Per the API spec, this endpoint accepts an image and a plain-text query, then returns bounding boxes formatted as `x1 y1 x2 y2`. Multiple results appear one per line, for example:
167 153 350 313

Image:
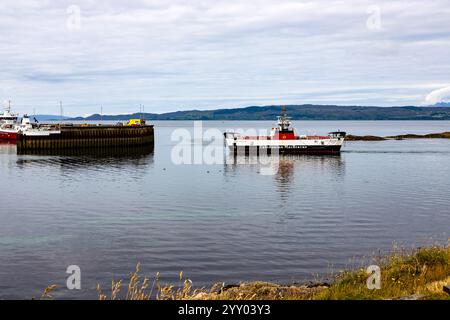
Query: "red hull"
0 131 17 140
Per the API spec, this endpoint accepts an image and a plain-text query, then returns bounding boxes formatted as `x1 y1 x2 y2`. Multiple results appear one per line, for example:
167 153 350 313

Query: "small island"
346 131 450 141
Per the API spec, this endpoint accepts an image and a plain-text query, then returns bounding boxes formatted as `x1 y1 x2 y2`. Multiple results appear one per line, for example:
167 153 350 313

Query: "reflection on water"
276 158 295 191
16 145 154 157
224 154 344 201
225 154 344 178
0 141 16 155
13 145 154 169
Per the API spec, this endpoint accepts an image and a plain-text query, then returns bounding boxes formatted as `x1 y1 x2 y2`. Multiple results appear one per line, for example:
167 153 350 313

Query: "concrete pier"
17 125 154 152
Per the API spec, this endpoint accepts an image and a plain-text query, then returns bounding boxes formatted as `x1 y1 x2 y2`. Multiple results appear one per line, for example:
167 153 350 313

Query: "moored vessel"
224 108 346 155
0 103 35 140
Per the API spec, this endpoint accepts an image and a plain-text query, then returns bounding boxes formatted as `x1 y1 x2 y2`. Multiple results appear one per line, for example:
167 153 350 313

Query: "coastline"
43 245 449 301
346 131 450 141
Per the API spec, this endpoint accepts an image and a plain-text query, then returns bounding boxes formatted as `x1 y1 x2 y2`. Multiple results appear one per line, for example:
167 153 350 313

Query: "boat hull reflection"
16 145 154 157
224 153 344 179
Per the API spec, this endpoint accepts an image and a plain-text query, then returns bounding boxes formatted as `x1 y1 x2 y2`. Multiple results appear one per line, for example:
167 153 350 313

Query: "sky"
1 0 450 116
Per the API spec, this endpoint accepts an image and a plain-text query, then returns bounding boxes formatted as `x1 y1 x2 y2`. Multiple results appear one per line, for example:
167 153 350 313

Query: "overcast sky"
1 0 450 115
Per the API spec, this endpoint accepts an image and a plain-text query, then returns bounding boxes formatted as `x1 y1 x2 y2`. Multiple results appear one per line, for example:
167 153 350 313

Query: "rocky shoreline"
81 245 450 301
346 131 450 141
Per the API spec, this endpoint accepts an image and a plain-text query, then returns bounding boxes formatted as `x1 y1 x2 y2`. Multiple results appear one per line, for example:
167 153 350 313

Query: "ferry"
224 108 346 155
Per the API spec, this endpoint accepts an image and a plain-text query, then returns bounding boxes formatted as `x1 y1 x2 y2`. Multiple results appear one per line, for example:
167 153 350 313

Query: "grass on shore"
315 245 450 300
42 245 450 300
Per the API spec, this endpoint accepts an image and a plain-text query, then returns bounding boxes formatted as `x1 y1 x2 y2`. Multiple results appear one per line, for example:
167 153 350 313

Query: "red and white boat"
224 108 346 155
0 104 34 140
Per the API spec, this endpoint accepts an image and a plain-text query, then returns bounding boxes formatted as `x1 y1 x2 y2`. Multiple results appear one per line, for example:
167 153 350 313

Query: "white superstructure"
224 108 346 154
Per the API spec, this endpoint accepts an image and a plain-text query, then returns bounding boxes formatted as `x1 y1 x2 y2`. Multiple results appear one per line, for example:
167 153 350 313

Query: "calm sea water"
1 121 450 299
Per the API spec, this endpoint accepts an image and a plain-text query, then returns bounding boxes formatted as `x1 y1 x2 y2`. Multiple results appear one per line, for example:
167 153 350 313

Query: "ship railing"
224 132 240 139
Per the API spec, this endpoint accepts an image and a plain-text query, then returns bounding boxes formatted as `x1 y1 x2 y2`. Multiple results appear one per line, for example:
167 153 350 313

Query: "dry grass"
96 275 329 301
42 245 450 300
96 264 208 300
188 282 329 300
40 285 59 300
315 245 450 300
425 277 450 295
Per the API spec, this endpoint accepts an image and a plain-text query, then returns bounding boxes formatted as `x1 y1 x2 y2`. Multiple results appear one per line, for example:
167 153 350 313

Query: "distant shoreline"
47 104 450 122
346 131 450 141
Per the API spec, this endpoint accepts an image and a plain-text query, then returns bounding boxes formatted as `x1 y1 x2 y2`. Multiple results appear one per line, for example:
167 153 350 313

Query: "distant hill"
433 102 450 107
68 104 450 121
33 115 71 121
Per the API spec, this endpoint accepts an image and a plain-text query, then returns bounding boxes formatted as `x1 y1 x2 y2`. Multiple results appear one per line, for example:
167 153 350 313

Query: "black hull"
229 145 342 155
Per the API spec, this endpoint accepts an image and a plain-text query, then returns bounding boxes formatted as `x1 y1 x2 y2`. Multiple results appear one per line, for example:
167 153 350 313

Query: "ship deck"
239 135 331 140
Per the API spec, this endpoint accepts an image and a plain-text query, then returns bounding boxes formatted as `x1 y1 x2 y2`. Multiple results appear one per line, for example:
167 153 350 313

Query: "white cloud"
1 0 450 115
425 86 450 105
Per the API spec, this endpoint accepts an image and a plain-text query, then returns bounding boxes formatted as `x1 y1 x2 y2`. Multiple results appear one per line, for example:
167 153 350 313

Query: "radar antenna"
278 106 292 131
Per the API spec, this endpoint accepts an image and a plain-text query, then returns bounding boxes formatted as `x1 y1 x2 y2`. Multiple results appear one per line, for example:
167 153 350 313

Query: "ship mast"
60 101 64 122
278 106 291 131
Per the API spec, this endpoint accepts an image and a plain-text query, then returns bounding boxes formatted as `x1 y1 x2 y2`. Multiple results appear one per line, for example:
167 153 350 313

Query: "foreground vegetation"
315 245 450 300
42 245 450 300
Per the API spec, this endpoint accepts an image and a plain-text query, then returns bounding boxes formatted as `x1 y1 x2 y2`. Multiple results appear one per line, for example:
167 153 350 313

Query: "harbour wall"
17 125 154 152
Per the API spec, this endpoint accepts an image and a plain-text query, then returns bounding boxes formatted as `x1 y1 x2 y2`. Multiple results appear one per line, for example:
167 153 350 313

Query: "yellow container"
127 119 146 126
